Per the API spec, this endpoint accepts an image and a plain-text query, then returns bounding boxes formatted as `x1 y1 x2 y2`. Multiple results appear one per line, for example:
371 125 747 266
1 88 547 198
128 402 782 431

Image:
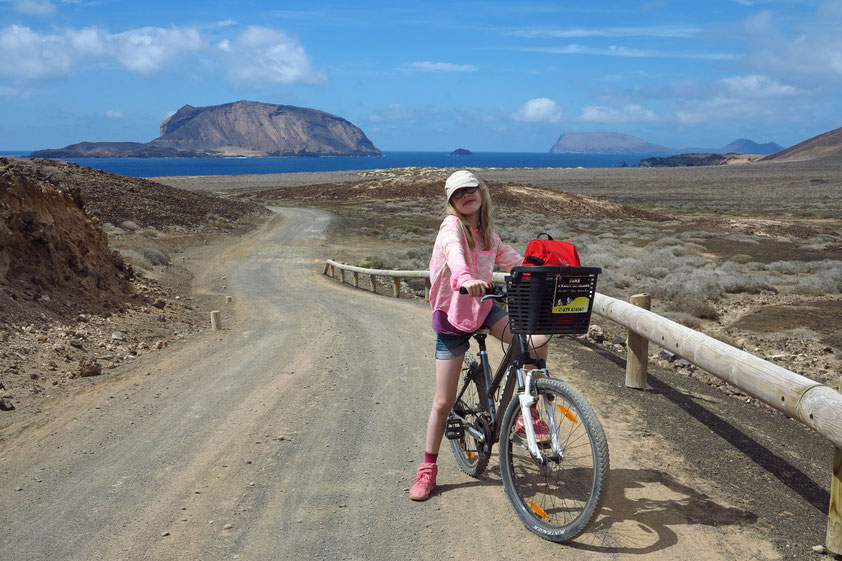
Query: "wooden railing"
324 258 842 551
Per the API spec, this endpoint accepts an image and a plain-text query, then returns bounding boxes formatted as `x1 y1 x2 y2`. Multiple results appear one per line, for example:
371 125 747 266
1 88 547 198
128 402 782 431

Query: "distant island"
639 153 762 167
30 100 382 158
551 132 672 155
549 132 783 156
449 148 473 156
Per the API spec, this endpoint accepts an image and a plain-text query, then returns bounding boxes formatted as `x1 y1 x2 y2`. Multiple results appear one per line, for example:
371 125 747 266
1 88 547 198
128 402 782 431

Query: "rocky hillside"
0 156 267 322
2 157 267 231
30 100 382 158
761 125 842 162
0 159 136 322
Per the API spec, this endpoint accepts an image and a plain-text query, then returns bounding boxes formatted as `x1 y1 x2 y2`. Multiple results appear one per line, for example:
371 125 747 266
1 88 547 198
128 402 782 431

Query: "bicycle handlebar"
459 282 506 302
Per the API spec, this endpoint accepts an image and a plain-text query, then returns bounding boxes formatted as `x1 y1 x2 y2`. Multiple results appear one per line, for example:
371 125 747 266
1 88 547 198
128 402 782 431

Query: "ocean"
0 151 651 178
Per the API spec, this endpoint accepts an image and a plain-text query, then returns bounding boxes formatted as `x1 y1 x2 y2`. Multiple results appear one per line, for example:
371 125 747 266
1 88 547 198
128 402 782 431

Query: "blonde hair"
446 180 494 250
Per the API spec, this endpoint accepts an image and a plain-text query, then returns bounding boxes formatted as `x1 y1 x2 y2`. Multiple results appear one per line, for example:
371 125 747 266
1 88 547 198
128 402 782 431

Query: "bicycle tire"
499 377 609 542
449 360 490 477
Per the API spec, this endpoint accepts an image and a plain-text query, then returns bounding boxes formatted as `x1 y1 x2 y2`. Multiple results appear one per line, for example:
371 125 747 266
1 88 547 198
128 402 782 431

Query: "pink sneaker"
409 462 437 501
515 405 551 443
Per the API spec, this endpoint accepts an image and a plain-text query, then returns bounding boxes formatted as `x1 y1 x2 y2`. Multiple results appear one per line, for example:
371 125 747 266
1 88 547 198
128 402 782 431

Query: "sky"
1 0 841 152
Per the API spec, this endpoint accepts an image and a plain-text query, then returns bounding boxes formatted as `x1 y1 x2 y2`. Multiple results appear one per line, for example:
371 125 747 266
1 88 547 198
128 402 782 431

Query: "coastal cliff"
30 101 382 158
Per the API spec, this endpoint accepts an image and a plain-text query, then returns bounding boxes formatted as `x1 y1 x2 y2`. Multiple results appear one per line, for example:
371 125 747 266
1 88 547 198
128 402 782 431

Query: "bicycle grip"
459 282 494 295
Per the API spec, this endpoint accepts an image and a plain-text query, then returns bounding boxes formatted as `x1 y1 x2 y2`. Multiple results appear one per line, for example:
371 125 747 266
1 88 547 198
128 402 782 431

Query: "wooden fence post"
339 268 345 284
370 274 377 293
827 378 842 554
323 262 330 275
353 271 359 288
424 278 431 302
392 278 401 298
210 310 222 331
625 293 651 389
330 265 335 277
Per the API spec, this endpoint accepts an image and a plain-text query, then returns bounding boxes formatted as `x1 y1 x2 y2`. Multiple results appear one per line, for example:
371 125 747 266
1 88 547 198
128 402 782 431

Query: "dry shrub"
118 248 151 270
662 311 703 329
667 293 720 320
137 247 170 266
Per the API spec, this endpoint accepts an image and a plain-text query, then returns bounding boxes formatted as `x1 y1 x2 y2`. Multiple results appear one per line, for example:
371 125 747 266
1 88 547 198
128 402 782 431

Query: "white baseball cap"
445 170 480 201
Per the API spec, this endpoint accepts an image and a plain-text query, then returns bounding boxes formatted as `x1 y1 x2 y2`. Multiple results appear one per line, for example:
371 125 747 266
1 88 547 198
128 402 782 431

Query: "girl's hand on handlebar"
460 279 491 297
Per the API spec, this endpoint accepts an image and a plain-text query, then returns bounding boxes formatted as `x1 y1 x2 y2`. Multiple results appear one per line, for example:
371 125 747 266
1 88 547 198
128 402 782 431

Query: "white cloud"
369 103 416 123
742 4 842 81
580 104 658 123
535 44 656 57
0 23 326 88
525 44 736 60
111 26 204 75
513 98 562 123
105 109 123 119
513 26 699 39
0 84 29 97
404 61 478 72
720 74 802 97
0 25 74 79
219 26 326 86
9 0 55 15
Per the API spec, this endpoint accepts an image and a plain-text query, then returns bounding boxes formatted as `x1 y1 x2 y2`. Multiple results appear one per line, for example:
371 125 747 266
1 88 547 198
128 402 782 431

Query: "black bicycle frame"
461 330 539 445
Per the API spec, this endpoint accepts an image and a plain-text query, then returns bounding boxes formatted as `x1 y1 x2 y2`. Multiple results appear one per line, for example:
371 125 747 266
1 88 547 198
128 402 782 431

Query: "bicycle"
445 265 609 542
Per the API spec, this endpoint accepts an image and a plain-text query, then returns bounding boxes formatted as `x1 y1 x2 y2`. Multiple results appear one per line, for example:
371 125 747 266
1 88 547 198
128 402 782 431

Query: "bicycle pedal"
444 418 465 440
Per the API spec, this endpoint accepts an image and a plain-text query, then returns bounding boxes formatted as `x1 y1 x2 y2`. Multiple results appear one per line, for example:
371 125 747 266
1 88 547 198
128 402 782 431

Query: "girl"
410 170 550 501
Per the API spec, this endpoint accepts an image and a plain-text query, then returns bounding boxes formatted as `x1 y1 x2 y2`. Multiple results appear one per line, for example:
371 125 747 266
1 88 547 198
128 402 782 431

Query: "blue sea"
0 150 650 178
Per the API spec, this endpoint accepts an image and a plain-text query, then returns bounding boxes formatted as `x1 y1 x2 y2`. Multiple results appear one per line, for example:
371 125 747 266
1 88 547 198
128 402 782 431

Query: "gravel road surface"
0 208 832 560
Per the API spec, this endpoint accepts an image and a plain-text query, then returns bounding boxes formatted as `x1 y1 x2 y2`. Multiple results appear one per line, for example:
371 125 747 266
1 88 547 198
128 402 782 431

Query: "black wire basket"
506 266 601 335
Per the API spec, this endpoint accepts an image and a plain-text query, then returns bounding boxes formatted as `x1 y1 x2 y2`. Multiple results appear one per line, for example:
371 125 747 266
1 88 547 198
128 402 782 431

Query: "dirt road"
1 208 827 560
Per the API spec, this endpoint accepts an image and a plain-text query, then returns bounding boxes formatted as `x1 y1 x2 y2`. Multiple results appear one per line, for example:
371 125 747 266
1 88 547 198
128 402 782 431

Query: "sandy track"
0 208 808 560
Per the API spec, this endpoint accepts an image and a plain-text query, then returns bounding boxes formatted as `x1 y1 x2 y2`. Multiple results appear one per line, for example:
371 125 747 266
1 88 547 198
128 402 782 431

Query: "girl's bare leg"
487 316 549 364
424 355 464 455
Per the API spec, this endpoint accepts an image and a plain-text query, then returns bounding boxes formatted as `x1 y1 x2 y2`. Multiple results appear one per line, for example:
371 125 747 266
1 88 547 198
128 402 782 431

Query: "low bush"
118 248 150 270
137 247 170 267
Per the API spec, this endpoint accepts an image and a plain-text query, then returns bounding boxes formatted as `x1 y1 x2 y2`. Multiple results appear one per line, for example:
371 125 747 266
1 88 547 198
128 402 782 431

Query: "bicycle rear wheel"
499 377 609 542
449 360 490 477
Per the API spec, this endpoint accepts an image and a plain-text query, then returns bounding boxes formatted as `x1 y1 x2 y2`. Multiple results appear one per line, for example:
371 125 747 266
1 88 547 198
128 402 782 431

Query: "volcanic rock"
30 100 382 158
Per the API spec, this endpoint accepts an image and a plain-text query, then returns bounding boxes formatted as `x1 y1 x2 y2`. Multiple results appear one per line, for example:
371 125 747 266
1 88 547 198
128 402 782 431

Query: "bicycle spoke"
449 363 489 477
499 378 609 542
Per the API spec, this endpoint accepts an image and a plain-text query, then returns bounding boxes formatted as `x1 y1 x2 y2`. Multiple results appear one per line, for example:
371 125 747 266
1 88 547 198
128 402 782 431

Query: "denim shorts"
434 305 508 360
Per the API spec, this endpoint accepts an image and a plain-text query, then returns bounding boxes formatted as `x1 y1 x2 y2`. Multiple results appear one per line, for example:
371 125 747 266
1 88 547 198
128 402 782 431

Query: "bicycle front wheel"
499 378 609 542
449 361 490 477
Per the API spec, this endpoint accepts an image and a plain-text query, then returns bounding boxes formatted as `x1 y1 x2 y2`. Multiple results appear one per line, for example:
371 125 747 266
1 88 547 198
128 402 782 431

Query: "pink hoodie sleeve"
493 233 523 272
439 216 474 290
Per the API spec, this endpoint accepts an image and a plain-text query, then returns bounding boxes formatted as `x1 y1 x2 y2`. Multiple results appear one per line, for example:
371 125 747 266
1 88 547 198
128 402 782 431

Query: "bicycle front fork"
516 368 562 463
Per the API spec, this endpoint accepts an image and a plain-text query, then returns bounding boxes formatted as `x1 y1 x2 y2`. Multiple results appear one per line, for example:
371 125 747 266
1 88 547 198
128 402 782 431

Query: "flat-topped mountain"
550 132 672 155
550 132 783 156
761 126 842 163
30 101 382 158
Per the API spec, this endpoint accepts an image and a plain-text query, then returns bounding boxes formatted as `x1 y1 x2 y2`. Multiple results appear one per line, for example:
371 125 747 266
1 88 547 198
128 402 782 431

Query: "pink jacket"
429 215 522 332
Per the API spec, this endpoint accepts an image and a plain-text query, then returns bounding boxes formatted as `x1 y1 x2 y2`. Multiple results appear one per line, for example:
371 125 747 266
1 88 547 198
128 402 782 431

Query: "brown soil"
252 176 666 222
2 161 840 559
0 157 267 416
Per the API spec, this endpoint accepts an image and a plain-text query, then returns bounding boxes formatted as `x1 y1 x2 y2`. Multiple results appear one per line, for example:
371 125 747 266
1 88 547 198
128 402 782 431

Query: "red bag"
523 233 580 267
